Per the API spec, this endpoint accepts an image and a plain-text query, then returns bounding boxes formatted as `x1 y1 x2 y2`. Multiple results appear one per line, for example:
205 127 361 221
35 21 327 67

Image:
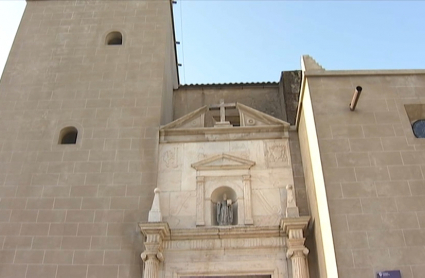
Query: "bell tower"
0 0 178 277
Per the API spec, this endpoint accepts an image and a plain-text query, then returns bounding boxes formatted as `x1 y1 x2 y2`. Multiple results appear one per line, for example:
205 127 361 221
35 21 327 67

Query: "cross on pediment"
209 99 236 127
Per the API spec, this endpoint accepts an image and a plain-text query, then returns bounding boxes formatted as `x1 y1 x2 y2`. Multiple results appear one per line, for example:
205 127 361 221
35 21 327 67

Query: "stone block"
57 265 88 278
336 152 370 167
341 182 376 198
367 230 406 247
61 236 91 250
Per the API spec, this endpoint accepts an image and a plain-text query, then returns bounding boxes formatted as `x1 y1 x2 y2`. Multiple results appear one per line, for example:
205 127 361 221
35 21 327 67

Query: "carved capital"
141 251 165 262
286 247 309 259
139 222 170 263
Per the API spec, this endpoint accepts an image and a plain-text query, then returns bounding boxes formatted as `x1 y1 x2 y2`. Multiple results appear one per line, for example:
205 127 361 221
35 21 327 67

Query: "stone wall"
173 84 283 123
0 1 176 277
280 71 302 125
307 73 425 277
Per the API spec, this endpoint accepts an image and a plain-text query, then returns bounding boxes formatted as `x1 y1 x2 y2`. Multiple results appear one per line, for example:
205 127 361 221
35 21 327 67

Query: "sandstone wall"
308 73 425 277
0 1 176 277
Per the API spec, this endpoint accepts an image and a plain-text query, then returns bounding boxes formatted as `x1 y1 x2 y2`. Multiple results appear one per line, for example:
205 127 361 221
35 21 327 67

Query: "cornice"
159 125 288 143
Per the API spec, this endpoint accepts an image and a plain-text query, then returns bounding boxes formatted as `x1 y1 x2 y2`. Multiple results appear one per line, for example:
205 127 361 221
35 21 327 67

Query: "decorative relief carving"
162 149 178 169
169 192 194 216
254 190 281 215
246 118 256 126
163 237 284 251
264 141 290 168
197 147 207 161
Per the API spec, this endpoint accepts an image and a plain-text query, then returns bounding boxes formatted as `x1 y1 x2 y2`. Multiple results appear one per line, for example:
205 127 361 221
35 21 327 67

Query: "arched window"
105 31 122 45
59 126 78 144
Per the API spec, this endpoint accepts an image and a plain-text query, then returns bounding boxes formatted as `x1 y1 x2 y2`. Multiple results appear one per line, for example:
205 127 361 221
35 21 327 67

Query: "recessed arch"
105 31 123 45
58 126 78 145
211 186 238 226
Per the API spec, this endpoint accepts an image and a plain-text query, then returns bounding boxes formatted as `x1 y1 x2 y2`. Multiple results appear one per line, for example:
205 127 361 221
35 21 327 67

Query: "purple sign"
377 270 401 278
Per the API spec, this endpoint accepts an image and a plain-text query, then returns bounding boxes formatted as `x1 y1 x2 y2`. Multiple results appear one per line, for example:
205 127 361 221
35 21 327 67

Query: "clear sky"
1 1 425 84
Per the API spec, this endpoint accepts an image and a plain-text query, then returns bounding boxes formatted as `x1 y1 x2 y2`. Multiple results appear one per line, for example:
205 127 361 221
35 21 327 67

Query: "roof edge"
177 81 279 89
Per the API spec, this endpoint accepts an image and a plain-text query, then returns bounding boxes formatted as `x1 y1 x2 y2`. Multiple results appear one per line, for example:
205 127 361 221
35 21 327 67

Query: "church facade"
0 1 424 278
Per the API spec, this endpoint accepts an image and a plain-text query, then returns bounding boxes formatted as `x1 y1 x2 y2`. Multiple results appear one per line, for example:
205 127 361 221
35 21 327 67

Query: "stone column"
139 223 170 278
281 217 310 278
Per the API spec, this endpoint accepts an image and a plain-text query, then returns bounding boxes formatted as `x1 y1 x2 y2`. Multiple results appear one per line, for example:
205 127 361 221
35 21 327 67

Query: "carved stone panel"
159 145 182 171
264 141 290 168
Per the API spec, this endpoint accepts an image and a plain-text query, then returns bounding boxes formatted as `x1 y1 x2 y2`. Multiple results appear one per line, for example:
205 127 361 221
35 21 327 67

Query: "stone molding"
160 125 288 143
164 237 285 251
164 225 285 250
170 225 282 240
280 216 310 237
141 225 286 251
161 106 207 129
191 153 255 171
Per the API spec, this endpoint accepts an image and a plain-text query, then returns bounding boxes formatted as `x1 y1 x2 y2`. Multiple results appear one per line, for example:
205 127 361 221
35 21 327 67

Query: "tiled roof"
178 81 278 88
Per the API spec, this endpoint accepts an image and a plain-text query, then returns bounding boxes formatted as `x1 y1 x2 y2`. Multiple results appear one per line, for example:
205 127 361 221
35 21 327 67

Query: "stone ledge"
160 125 288 143
306 69 425 77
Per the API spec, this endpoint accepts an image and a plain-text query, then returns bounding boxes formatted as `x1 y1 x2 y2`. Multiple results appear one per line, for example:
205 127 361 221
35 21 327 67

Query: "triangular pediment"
160 106 207 129
191 153 255 170
159 103 290 143
236 103 290 128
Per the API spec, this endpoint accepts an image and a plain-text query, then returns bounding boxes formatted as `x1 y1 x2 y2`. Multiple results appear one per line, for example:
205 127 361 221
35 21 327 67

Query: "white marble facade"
140 104 310 278
157 139 293 229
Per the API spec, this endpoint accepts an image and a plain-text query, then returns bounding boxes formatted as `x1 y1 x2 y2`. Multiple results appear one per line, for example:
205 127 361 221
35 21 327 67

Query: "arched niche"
211 186 238 226
58 126 78 144
105 31 123 45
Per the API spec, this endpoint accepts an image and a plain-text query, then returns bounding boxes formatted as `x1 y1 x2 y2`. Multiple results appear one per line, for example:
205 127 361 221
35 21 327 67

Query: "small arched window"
59 126 78 144
106 31 122 45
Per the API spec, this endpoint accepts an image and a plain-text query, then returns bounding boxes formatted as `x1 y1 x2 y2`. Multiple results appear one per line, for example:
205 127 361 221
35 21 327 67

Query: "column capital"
280 216 310 237
287 247 309 259
139 222 170 259
139 222 170 239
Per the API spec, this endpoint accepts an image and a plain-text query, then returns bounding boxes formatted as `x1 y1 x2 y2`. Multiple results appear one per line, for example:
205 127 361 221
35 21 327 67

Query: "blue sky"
173 1 425 84
1 1 424 84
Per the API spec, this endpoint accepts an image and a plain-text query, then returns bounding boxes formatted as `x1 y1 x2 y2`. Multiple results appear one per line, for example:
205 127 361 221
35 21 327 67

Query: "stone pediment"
159 103 290 143
236 103 289 128
191 153 255 170
161 106 207 129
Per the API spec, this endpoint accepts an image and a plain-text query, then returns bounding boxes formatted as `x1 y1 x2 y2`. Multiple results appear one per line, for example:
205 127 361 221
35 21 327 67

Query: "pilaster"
243 174 254 224
139 222 171 278
196 176 205 226
281 217 310 278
